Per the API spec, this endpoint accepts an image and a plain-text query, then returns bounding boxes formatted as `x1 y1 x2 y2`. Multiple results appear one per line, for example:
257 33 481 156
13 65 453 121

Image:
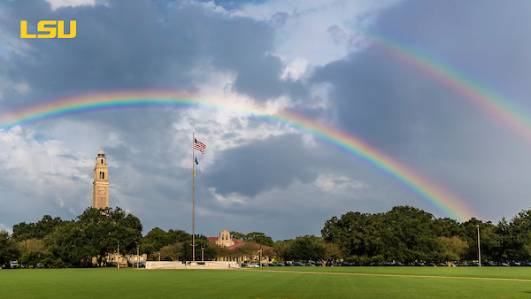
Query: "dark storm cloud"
0 0 299 106
310 0 531 220
205 134 319 196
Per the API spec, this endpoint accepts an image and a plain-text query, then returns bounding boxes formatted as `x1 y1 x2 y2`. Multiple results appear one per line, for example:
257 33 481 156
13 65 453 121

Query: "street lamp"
476 225 481 267
117 242 120 269
136 243 140 269
259 246 262 268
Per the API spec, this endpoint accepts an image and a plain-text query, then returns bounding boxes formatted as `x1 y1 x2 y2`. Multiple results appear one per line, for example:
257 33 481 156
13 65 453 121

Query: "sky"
1 0 531 239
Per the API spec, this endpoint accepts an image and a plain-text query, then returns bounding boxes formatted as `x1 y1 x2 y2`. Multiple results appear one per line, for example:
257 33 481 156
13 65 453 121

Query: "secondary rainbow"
369 34 531 142
0 91 473 220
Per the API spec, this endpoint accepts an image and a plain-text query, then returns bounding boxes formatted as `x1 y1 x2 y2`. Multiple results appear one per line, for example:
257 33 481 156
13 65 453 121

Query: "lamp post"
259 246 262 268
476 225 481 267
117 242 120 269
136 243 140 269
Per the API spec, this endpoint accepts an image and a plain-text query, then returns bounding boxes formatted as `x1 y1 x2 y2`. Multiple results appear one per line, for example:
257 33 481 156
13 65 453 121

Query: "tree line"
321 206 530 264
0 205 529 267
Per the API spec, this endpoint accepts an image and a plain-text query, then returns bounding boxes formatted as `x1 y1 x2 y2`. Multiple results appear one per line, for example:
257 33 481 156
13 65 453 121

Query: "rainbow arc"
0 91 474 220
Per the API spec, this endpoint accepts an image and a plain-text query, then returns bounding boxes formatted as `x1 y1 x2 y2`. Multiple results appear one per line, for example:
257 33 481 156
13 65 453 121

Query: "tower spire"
92 150 109 209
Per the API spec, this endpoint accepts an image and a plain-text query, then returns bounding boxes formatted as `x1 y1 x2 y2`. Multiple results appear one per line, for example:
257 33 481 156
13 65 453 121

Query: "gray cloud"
205 134 319 196
310 0 531 220
0 0 300 106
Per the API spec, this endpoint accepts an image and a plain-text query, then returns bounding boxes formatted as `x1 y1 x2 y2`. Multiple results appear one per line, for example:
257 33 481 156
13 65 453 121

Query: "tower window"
101 159 104 164
100 172 105 180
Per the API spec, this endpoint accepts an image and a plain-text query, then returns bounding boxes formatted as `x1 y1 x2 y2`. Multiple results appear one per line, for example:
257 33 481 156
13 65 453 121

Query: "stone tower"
92 149 109 209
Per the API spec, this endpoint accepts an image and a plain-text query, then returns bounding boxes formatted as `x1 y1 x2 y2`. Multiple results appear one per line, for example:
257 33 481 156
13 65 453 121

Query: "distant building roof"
208 231 270 251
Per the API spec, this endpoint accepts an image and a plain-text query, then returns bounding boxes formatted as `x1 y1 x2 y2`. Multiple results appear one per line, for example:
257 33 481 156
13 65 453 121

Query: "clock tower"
92 149 109 209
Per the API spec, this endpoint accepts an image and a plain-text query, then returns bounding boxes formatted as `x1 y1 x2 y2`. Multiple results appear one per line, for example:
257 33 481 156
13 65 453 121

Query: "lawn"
0 267 530 299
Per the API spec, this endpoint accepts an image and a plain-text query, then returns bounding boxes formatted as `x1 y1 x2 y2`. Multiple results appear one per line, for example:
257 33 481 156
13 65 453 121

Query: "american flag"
194 138 206 153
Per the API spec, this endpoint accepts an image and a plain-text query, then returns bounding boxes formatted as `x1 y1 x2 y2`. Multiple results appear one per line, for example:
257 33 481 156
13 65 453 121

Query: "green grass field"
0 267 530 299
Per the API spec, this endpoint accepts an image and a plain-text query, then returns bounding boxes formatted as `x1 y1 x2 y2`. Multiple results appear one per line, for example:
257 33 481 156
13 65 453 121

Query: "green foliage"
243 232 274 246
279 235 326 261
497 210 531 261
141 227 190 254
159 242 183 261
2 205 530 267
12 215 63 241
45 208 142 267
181 236 217 261
322 206 531 263
459 218 500 261
17 239 53 267
229 231 274 246
436 236 468 261
0 230 19 266
230 231 246 240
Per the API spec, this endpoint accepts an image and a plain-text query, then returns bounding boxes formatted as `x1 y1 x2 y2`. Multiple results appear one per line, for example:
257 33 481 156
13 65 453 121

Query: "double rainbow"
371 34 531 142
0 91 474 221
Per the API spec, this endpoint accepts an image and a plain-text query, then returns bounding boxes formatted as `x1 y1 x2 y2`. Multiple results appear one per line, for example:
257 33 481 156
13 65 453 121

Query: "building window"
101 159 104 164
100 172 105 180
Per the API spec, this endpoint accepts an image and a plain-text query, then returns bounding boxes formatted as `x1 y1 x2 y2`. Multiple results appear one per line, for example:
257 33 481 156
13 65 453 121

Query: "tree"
284 236 326 261
244 232 274 246
324 243 344 263
12 215 63 241
181 235 216 261
45 221 92 267
437 236 468 261
159 242 183 261
380 206 440 263
274 240 293 261
433 218 463 237
460 218 500 261
499 209 531 261
0 231 18 266
322 206 442 263
46 207 142 267
18 238 52 267
230 231 246 240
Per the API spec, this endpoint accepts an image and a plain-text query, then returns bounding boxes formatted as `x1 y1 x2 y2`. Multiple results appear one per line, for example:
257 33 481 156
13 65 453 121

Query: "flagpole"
192 132 196 262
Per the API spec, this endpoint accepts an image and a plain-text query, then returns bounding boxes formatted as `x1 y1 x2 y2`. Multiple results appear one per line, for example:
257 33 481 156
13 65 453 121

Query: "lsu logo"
20 20 76 39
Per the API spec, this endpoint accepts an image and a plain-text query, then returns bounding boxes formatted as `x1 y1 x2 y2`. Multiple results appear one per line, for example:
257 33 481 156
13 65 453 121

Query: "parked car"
241 262 260 268
341 262 355 266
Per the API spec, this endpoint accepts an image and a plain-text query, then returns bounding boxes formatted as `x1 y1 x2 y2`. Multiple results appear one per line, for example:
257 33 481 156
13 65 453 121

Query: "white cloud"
46 0 98 10
234 0 400 69
168 71 298 169
0 223 11 233
0 126 93 210
315 173 366 193
209 187 248 205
